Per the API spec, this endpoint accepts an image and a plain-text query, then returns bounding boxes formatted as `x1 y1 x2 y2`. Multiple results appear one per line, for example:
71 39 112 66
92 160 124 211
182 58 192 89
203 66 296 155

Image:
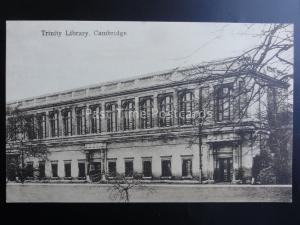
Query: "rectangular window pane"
161 159 172 177
51 163 58 177
125 160 133 177
39 161 45 178
26 162 34 177
78 162 85 178
108 161 116 177
182 159 192 177
143 160 152 177
64 162 71 177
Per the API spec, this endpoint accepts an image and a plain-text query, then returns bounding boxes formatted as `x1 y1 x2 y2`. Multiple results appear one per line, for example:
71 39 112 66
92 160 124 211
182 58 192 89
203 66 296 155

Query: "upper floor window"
76 107 86 135
49 111 59 137
106 102 118 132
62 109 72 136
25 115 36 140
178 91 194 125
158 94 173 127
216 84 233 121
89 105 101 134
122 99 135 131
36 113 46 139
238 80 248 118
140 97 153 129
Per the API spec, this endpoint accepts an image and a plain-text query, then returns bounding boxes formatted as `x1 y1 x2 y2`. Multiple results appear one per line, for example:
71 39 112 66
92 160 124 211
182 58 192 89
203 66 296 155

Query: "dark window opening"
76 108 86 135
161 159 172 177
25 116 36 140
64 162 71 177
26 162 34 178
108 161 116 177
140 97 153 129
179 92 194 125
38 161 45 178
216 84 233 121
158 95 173 127
90 105 101 134
51 163 58 177
78 162 86 178
143 160 152 177
125 160 134 177
182 159 193 177
106 103 118 132
37 114 46 139
122 100 135 131
49 111 59 137
62 109 72 136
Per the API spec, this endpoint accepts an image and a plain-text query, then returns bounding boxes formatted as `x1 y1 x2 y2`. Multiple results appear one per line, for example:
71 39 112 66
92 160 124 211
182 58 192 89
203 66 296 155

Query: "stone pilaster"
117 99 122 131
85 104 90 134
101 102 107 132
153 93 158 127
72 106 77 135
46 111 50 138
58 108 63 137
134 97 140 129
96 105 101 133
173 90 178 126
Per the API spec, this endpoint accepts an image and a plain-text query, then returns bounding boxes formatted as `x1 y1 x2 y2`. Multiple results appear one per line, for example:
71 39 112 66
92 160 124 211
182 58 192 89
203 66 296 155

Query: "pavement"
6 183 292 203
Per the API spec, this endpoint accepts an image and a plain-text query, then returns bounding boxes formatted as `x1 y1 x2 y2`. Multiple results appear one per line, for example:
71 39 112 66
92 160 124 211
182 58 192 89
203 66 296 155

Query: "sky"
6 21 274 102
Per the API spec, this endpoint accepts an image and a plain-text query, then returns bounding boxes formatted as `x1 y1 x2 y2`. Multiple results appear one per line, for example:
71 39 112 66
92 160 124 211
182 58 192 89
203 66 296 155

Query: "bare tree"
171 24 293 183
107 173 155 202
6 105 48 183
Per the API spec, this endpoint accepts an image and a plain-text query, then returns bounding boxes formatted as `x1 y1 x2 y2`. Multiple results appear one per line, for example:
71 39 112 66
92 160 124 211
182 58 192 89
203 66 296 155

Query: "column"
101 102 107 132
96 105 101 133
58 108 63 137
153 93 158 127
101 149 106 180
72 106 77 135
46 111 51 138
232 143 236 182
33 114 37 139
85 104 90 134
173 90 178 126
134 97 140 129
85 152 91 182
117 99 122 131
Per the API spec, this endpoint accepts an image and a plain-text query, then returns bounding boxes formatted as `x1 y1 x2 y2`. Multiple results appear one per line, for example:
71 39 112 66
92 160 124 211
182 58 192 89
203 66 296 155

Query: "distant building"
6 60 288 183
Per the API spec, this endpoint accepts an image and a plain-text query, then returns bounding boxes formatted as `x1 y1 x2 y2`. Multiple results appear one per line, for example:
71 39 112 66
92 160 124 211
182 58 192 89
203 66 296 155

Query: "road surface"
6 183 292 202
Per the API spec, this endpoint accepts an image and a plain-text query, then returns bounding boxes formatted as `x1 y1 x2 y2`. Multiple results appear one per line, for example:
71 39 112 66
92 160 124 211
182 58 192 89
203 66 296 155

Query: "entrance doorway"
215 158 232 182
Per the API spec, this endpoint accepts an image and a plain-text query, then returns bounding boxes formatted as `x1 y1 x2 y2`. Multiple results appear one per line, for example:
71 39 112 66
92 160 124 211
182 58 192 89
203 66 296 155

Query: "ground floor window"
51 161 58 177
26 161 34 178
78 161 86 178
142 159 152 177
161 158 172 177
108 161 117 177
182 158 193 177
64 161 72 177
38 161 45 178
125 160 134 177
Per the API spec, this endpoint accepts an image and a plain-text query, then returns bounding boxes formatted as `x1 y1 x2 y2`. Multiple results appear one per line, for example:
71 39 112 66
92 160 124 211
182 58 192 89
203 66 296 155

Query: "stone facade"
6 62 288 183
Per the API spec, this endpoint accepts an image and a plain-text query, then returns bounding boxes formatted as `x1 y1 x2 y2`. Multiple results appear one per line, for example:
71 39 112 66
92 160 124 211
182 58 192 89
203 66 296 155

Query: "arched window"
89 105 101 134
62 109 72 136
106 102 118 132
158 94 173 127
122 99 135 131
37 113 46 139
49 111 59 137
76 107 86 135
139 97 153 129
178 91 194 125
216 84 233 121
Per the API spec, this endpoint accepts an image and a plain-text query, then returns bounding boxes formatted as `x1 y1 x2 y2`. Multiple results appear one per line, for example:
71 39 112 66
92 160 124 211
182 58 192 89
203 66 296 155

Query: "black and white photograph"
5 21 293 203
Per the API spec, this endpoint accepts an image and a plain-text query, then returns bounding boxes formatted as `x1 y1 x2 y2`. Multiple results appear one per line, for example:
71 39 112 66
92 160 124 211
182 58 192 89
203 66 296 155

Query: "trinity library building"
6 60 288 183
